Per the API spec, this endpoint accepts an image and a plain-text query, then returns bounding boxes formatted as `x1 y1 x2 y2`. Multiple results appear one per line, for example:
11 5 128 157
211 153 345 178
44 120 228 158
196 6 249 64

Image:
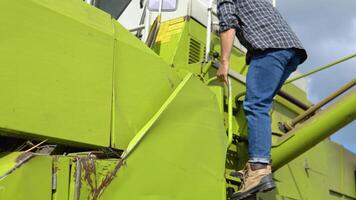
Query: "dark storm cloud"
277 0 356 153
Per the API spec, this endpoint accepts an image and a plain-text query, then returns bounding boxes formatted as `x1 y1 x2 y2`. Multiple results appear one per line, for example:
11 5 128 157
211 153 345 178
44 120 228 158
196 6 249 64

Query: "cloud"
278 0 356 152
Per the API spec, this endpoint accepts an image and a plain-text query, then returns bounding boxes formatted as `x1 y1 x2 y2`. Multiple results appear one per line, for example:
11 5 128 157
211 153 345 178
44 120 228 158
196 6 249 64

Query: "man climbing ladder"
216 0 307 199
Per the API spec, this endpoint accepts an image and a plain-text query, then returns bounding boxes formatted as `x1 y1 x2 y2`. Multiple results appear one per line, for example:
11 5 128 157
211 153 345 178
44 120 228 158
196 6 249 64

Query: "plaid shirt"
217 0 307 64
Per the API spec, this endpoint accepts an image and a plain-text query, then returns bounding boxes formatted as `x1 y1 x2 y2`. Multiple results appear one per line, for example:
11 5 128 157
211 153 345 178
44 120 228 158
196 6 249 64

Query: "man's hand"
217 61 229 83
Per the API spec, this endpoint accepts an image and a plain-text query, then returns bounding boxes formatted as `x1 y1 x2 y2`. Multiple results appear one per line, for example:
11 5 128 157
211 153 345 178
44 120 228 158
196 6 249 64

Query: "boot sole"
231 179 276 199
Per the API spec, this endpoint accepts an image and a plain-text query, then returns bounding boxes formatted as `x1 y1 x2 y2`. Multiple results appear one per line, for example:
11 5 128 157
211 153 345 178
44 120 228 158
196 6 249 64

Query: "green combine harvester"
0 0 355 199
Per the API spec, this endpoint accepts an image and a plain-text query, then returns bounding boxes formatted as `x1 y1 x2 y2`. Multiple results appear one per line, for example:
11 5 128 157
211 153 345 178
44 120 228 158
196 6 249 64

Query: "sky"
276 0 356 153
119 0 356 153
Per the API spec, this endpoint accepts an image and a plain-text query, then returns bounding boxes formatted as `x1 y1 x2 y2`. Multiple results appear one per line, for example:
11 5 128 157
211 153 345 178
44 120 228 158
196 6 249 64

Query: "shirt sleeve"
217 0 239 33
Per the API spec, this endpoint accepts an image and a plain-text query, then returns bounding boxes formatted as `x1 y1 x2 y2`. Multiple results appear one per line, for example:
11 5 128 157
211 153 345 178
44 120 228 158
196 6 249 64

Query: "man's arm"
218 29 236 82
216 0 238 82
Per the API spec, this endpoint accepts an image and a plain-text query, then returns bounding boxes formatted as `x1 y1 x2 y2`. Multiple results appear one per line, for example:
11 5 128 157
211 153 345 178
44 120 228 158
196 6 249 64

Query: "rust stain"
74 157 82 200
91 159 125 200
71 154 125 200
81 157 97 194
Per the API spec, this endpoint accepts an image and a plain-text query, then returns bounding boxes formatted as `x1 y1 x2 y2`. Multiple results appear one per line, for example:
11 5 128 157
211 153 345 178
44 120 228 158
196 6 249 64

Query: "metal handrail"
145 15 161 48
205 0 214 62
206 77 233 149
284 78 356 131
129 25 146 33
84 0 100 7
272 88 356 170
284 54 356 84
84 0 93 5
136 2 148 38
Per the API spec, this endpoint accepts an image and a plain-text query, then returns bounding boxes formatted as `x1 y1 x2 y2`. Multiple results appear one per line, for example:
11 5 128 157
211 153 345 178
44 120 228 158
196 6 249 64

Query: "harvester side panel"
112 22 183 149
0 0 114 147
101 76 228 200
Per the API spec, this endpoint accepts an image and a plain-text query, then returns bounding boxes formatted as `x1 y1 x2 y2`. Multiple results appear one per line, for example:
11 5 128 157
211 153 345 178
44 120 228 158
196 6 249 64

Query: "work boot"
230 164 272 180
231 159 273 180
230 169 244 179
231 163 275 200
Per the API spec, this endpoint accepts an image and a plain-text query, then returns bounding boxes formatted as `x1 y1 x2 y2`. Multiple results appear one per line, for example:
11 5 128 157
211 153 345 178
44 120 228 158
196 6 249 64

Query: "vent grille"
188 38 201 64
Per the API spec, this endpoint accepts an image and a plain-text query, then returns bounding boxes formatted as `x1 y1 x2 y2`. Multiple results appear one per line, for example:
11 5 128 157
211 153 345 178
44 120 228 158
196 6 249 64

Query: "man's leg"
272 52 300 97
244 49 297 164
232 49 298 199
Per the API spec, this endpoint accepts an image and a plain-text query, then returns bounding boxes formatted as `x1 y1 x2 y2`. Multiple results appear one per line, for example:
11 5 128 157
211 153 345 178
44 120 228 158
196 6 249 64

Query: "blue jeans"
243 49 300 164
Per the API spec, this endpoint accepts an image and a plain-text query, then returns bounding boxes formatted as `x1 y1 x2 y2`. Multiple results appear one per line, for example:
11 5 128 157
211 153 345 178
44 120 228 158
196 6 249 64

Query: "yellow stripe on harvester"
156 17 185 43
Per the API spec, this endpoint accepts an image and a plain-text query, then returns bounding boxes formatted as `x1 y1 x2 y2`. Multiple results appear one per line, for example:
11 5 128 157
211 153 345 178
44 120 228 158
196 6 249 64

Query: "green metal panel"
0 1 355 200
0 0 114 147
0 153 52 200
325 141 356 199
112 22 182 149
260 139 356 200
53 156 71 200
275 163 308 200
101 76 227 200
342 150 356 197
0 152 20 176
